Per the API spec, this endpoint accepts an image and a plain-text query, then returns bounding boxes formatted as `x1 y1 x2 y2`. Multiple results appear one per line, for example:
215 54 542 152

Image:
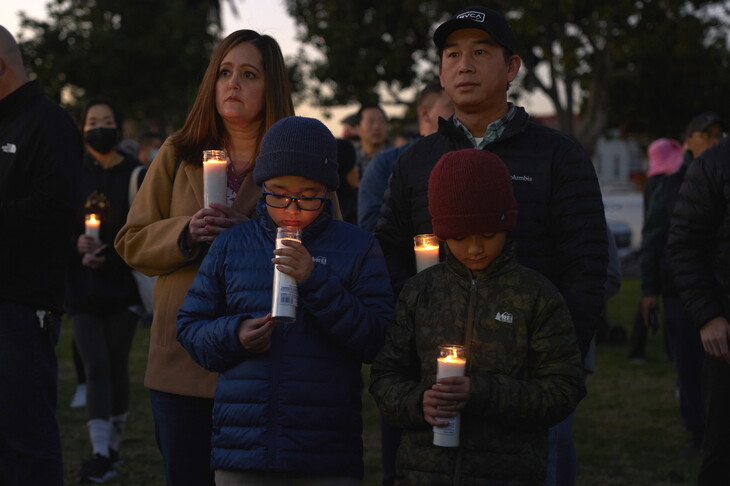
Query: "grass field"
56 277 701 485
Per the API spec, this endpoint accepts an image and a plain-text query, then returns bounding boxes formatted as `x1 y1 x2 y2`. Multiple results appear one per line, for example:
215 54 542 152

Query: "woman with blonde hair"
115 30 295 485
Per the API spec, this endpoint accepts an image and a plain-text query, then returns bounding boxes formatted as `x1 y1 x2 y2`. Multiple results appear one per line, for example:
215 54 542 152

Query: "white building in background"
593 129 646 255
594 129 644 188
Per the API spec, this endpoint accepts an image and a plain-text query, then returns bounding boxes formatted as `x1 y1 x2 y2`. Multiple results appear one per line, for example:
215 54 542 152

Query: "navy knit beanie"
253 116 339 190
428 149 518 240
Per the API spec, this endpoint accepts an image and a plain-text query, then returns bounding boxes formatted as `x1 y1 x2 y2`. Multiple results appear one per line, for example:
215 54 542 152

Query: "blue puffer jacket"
177 201 394 478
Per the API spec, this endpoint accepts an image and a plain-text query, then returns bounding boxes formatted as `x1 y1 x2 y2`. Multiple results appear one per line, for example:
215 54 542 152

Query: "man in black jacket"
0 26 82 486
374 6 607 484
669 135 730 485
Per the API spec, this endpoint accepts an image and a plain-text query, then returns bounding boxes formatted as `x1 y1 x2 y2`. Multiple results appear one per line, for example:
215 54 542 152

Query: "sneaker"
70 384 87 408
78 453 117 483
109 448 123 467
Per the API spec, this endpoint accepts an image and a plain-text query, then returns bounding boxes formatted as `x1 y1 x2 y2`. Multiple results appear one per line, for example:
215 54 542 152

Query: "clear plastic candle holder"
413 234 440 273
202 149 228 208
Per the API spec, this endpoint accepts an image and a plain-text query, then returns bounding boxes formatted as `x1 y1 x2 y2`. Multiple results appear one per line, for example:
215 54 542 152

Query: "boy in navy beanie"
177 116 393 483
370 149 585 484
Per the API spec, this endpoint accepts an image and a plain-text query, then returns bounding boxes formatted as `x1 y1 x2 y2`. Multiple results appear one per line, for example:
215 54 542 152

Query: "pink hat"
646 138 684 177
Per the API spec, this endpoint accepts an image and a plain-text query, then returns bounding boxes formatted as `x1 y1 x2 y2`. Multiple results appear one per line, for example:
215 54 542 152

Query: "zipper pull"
471 279 476 292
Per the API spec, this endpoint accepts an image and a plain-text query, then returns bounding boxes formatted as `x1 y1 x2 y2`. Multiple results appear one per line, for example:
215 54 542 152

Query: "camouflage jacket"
369 242 586 485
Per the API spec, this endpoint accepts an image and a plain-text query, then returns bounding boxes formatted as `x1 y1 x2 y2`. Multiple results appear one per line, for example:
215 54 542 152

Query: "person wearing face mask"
66 96 144 483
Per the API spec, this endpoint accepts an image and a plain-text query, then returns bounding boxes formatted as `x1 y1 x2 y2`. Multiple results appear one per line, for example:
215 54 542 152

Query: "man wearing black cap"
375 6 607 483
685 112 727 160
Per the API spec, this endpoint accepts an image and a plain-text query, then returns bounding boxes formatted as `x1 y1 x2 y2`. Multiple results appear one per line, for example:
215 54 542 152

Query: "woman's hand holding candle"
186 204 248 247
423 376 471 426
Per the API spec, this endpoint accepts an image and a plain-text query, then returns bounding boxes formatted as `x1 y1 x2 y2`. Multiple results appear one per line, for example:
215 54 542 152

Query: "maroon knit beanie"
428 149 518 240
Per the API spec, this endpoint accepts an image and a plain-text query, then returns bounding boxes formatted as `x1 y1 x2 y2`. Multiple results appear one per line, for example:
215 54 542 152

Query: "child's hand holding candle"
425 345 469 447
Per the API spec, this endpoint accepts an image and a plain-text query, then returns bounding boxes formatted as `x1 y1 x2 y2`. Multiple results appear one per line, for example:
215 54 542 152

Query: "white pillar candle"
84 213 101 241
414 234 440 273
433 345 466 447
272 226 302 322
202 149 228 208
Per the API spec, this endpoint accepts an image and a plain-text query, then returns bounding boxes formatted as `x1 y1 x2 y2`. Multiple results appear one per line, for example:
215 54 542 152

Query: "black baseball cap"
685 112 727 136
433 6 517 53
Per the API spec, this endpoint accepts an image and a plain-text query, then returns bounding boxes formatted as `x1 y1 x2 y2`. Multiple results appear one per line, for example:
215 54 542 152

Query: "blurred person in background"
628 137 685 363
137 131 163 167
336 138 359 225
358 81 453 233
354 103 390 175
641 114 727 458
340 112 359 142
0 25 82 486
67 96 143 483
115 30 297 486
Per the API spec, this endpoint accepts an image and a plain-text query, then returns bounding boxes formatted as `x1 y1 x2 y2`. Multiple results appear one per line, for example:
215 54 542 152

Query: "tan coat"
115 138 341 397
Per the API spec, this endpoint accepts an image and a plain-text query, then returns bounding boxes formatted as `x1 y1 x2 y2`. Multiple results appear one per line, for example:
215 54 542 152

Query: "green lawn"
56 278 700 485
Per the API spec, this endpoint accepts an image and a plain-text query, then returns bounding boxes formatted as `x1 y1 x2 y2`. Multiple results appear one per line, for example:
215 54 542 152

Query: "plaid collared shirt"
454 103 517 149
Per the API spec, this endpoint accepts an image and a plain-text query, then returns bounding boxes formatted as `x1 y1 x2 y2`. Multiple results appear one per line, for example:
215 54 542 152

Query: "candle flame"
86 214 99 224
415 244 439 251
438 345 465 362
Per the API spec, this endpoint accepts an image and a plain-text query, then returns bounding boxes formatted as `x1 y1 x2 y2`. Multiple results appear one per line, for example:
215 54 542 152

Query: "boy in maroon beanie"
370 149 585 484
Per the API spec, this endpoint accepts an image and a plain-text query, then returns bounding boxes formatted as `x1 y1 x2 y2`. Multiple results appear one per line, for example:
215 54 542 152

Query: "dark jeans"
555 412 576 486
149 389 215 486
380 416 401 486
698 356 730 485
663 296 705 432
627 303 648 359
0 301 63 486
72 310 137 419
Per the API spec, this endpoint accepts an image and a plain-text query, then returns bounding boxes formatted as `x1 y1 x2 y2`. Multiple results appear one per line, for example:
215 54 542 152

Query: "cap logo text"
456 11 486 23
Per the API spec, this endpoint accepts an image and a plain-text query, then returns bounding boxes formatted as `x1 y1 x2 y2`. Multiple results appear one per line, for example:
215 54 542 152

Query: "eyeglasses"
262 185 328 211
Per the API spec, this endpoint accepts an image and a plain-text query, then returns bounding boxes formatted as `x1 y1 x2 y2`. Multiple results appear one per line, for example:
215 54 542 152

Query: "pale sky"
1 0 551 134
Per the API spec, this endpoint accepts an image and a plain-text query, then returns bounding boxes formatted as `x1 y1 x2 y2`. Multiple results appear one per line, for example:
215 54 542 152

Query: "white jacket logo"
2 143 17 154
495 312 513 323
312 255 327 265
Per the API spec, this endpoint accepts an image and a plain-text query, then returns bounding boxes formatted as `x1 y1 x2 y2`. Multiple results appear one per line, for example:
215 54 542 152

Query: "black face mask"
85 127 119 154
